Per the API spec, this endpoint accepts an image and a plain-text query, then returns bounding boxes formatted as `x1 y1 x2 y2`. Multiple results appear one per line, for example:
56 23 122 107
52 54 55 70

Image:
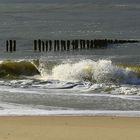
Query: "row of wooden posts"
6 39 139 52
33 39 105 52
6 40 16 52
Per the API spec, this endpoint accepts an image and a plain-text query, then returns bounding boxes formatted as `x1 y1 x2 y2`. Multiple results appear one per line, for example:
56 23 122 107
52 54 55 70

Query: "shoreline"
0 109 140 117
0 116 140 140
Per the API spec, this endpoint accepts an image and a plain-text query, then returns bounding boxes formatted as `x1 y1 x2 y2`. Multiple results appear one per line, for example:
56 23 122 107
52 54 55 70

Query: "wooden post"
9 40 13 52
87 40 90 49
45 40 48 52
49 40 52 51
75 40 79 50
54 40 57 51
6 40 9 52
34 40 37 52
115 39 118 44
57 40 60 51
42 41 45 52
13 40 16 52
94 39 98 48
38 39 41 52
61 40 64 51
63 40 66 51
80 40 83 49
90 40 94 49
67 40 70 51
83 40 86 49
71 40 75 50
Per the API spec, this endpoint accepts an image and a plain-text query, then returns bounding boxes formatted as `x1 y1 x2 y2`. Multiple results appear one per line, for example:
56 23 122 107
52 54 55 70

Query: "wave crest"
0 60 40 79
44 60 140 84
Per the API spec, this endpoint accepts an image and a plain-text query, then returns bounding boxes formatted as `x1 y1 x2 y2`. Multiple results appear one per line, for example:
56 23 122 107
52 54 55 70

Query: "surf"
0 59 140 85
39 59 140 84
0 60 40 79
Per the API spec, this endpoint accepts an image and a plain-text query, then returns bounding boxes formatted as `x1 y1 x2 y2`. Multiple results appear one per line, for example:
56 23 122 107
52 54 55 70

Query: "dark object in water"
38 39 42 52
13 40 16 52
34 40 37 52
93 39 140 48
6 40 9 52
67 40 70 51
6 40 16 52
8 39 139 53
42 41 45 52
32 39 139 52
49 40 52 51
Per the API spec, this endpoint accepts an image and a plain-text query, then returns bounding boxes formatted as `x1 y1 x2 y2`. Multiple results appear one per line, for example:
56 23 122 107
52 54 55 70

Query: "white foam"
40 59 139 84
0 102 140 117
113 86 140 95
52 60 95 82
93 60 133 83
1 109 140 117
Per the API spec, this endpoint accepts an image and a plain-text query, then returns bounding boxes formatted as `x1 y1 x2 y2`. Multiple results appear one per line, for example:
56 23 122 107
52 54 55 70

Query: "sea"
0 0 140 116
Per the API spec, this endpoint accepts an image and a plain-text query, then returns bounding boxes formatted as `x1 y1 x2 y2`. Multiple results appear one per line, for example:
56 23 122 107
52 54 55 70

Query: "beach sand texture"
0 116 140 140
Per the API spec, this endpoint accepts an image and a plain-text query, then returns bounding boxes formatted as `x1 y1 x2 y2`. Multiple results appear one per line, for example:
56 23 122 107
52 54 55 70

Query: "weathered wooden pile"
6 40 16 52
33 39 139 52
5 39 139 52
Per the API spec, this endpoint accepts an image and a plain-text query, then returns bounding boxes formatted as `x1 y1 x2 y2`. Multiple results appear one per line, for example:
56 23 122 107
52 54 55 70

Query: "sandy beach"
0 116 139 140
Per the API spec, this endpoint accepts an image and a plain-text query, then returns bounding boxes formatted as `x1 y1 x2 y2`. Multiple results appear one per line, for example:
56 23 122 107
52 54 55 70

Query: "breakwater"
5 39 139 52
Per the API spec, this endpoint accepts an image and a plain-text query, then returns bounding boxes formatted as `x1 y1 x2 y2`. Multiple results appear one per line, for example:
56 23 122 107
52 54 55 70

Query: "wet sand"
0 116 140 140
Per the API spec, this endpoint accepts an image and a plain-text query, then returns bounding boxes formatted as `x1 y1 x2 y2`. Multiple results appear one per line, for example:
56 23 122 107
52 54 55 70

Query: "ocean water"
0 0 140 116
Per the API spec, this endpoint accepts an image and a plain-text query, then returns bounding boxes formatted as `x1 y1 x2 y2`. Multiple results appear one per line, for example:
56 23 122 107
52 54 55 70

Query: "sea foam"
47 59 139 84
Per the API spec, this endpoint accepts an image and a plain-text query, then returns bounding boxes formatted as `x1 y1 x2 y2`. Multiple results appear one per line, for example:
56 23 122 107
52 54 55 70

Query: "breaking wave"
0 59 140 85
40 59 140 84
0 60 40 79
0 59 140 95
